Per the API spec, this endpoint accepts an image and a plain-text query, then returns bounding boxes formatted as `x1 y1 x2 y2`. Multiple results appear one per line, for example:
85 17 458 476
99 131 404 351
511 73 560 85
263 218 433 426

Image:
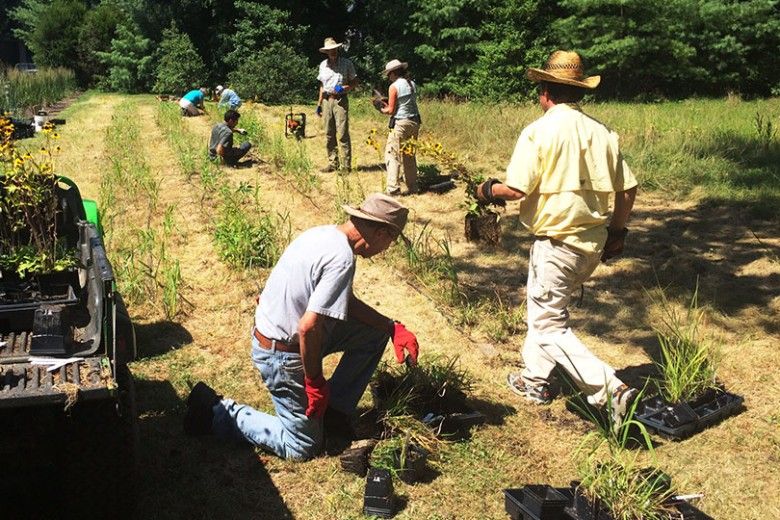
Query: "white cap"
216 85 224 94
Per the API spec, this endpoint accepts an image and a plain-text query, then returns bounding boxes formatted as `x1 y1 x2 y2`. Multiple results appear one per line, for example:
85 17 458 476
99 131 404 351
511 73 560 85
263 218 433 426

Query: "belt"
252 328 299 353
323 92 345 100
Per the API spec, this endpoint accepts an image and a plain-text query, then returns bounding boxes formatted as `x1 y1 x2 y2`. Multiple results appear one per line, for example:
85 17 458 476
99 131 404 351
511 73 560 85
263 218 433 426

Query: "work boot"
610 384 639 434
320 164 338 173
184 382 221 436
506 372 553 405
323 406 356 456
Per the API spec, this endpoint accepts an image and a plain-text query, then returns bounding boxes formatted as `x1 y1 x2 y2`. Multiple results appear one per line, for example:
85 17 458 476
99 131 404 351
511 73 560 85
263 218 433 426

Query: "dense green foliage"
96 23 154 93
6 0 780 100
228 43 315 104
153 24 207 95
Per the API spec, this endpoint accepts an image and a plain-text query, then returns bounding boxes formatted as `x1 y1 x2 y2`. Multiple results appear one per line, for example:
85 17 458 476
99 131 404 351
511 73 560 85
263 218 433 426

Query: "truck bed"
0 353 114 408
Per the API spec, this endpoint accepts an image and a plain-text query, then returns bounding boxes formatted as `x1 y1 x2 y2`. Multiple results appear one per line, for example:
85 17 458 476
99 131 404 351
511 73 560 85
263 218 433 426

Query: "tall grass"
649 282 719 403
102 100 183 318
418 97 780 219
214 182 291 269
1 67 76 115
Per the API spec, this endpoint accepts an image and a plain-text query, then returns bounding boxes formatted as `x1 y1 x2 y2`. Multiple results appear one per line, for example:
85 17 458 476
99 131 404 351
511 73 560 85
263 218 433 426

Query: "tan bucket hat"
319 37 343 53
526 50 600 89
342 193 409 232
383 59 408 75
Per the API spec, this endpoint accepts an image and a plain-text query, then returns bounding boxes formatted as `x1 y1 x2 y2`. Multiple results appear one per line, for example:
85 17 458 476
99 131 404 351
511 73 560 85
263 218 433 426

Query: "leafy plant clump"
577 451 675 520
214 182 291 269
372 356 473 419
0 117 75 277
652 283 719 403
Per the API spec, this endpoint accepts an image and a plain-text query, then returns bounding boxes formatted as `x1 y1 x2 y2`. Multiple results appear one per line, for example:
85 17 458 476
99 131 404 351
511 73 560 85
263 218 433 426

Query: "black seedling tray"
635 389 744 440
364 467 395 518
512 482 714 520
504 486 571 520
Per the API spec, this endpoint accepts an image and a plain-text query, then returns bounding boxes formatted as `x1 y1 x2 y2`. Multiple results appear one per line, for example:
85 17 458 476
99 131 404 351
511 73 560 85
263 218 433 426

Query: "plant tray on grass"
506 483 714 520
635 387 744 440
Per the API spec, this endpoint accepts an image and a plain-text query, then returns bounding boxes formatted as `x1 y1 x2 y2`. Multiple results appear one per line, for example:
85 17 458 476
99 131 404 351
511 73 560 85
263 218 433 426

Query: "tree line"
3 0 779 103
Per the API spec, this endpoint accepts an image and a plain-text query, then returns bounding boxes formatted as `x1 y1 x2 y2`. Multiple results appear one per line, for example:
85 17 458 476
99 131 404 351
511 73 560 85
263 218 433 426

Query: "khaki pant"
385 118 420 193
322 96 351 169
521 238 624 406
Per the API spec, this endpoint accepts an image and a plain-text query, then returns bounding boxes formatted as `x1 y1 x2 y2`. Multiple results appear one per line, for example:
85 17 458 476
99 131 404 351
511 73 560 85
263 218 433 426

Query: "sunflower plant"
0 116 75 278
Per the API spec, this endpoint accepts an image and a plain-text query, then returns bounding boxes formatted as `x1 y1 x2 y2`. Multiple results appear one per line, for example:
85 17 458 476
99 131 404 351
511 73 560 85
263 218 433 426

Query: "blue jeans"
212 319 389 460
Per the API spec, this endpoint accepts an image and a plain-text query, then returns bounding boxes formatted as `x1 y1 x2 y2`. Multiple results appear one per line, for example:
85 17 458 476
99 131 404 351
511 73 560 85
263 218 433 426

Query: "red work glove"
304 374 330 420
391 322 419 365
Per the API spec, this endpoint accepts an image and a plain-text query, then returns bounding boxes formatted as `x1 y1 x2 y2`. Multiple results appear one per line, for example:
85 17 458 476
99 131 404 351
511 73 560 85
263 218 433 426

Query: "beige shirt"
505 103 637 253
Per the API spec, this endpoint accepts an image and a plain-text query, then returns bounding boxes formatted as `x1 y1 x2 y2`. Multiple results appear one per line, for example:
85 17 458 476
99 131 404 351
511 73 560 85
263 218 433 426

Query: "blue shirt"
219 89 242 110
182 89 204 105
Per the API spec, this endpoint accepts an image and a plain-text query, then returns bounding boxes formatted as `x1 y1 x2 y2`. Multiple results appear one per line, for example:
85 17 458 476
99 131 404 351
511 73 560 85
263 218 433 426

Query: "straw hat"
526 51 600 89
319 37 343 53
342 193 409 232
383 59 408 76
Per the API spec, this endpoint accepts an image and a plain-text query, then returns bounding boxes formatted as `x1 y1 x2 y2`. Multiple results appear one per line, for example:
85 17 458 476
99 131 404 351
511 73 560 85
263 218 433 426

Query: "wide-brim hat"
526 50 600 89
383 59 408 75
342 193 409 232
319 37 343 53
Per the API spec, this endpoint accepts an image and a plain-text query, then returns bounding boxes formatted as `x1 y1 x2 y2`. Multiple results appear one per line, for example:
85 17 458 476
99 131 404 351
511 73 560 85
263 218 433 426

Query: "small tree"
153 24 207 95
76 2 127 88
25 0 88 69
228 43 315 104
97 23 154 93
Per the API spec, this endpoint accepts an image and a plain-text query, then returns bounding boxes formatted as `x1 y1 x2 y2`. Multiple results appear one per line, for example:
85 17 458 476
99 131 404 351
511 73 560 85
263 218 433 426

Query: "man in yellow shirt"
476 50 639 430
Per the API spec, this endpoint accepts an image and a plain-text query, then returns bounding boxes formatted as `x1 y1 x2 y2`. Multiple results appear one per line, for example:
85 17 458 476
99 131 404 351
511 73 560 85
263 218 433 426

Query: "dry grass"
38 93 780 519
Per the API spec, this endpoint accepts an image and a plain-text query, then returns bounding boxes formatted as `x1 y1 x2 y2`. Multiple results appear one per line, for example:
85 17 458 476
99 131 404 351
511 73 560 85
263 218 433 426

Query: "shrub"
228 43 315 104
153 24 207 95
97 23 154 93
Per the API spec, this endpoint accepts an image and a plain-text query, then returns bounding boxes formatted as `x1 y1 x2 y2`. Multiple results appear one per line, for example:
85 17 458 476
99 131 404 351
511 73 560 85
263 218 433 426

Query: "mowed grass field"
33 92 780 519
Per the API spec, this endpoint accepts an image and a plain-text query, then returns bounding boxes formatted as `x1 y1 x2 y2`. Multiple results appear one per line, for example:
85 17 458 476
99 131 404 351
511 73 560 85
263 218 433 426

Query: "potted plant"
462 172 501 245
370 356 484 438
0 117 77 302
635 284 743 440
370 436 429 485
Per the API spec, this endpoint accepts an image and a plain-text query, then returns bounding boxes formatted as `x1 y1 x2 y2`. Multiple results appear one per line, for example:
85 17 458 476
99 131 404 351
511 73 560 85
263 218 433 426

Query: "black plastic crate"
504 486 571 520
364 468 395 518
635 389 744 440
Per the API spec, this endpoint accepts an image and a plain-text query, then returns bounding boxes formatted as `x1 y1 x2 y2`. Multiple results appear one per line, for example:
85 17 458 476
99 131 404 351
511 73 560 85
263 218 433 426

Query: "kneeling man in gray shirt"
185 194 420 460
208 109 251 166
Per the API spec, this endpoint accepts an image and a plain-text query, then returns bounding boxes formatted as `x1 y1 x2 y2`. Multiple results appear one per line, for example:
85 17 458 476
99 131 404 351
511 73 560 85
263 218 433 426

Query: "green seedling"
650 281 719 403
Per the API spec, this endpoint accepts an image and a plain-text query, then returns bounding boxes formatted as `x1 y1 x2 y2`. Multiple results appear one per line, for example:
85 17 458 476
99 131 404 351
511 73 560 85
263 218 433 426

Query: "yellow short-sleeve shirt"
505 103 637 253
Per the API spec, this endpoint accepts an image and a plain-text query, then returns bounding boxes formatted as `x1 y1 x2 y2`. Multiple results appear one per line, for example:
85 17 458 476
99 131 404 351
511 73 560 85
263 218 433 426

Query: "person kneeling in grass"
184 194 420 460
475 50 639 431
208 109 251 167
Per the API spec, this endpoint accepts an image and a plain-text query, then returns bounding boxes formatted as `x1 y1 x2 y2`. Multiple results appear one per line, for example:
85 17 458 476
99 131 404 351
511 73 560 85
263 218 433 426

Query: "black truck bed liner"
0 356 113 408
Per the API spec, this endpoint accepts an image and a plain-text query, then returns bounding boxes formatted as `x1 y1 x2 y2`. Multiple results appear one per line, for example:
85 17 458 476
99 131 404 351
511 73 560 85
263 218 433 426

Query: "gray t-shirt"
208 122 233 158
255 225 355 343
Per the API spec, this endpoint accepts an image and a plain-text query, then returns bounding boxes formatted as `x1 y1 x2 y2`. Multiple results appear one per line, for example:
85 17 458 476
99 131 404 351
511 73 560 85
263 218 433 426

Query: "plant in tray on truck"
0 117 75 277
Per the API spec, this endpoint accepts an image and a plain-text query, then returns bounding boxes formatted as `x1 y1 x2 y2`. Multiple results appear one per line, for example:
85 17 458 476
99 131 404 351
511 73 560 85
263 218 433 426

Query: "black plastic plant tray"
504 487 571 520
635 389 744 440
